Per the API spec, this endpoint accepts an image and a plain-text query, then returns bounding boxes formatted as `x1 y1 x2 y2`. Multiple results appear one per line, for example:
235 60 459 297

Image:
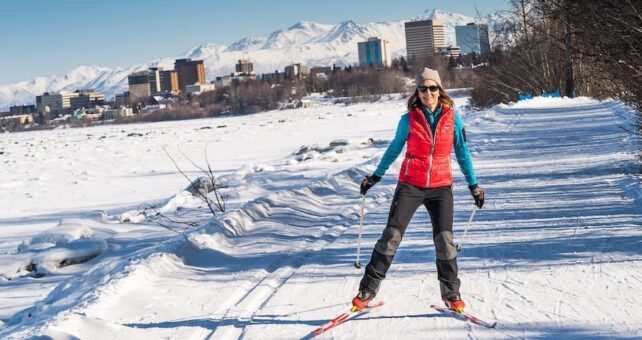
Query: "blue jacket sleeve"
374 114 409 177
453 112 477 186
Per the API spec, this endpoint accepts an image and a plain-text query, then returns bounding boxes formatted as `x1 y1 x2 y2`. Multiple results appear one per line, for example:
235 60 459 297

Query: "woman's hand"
469 184 485 208
360 174 381 195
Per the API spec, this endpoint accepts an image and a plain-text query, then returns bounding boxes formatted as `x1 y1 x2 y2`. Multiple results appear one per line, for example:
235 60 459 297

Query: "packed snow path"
1 97 641 339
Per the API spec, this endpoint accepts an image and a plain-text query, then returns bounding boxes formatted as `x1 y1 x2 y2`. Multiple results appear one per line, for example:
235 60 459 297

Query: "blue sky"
0 0 509 85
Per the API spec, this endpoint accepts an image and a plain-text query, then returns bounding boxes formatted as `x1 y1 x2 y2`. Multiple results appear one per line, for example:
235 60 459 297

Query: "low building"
0 114 34 126
261 71 282 84
69 89 105 110
231 73 256 86
214 75 231 88
284 63 310 79
102 107 134 120
186 83 216 95
36 92 79 115
140 104 166 114
9 105 36 115
236 59 254 75
115 92 130 107
440 45 461 58
310 66 333 77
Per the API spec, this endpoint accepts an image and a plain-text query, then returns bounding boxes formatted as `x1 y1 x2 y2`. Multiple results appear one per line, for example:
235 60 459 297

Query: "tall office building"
128 71 153 102
148 68 163 95
160 70 179 94
128 68 180 101
455 23 490 55
404 20 445 61
174 58 205 92
358 37 391 68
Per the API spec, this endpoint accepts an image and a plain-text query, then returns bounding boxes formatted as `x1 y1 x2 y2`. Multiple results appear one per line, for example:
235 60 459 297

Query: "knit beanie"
415 67 442 88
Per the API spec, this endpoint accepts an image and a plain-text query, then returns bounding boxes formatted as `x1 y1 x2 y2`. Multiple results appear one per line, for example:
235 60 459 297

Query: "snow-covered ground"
0 94 641 339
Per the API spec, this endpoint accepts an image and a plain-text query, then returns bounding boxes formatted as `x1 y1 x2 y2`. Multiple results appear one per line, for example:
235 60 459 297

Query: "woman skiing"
353 67 484 313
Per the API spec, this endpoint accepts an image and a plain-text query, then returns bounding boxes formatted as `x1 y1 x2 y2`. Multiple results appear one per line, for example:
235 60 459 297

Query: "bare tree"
163 146 227 217
471 0 642 111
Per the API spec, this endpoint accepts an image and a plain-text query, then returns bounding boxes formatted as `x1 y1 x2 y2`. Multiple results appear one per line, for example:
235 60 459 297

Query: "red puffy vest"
398 105 454 188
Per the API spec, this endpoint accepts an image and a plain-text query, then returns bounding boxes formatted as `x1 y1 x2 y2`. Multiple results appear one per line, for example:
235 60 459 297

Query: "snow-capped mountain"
0 9 487 110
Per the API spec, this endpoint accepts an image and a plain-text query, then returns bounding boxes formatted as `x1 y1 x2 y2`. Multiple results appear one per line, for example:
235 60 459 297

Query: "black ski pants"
359 182 461 301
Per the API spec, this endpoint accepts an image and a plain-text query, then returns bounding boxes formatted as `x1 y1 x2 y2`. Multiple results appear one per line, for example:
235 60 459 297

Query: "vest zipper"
404 157 410 176
426 126 436 187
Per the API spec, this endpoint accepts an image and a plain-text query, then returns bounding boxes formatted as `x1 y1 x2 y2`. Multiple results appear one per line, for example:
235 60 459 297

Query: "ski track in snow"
1 96 641 339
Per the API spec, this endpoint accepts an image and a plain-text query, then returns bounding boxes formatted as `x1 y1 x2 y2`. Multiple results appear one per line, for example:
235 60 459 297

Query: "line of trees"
137 56 481 119
470 0 642 111
194 66 410 115
201 60 481 116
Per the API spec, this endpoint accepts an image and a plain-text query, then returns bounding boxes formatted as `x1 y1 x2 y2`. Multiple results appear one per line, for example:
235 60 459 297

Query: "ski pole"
455 206 478 252
354 195 366 269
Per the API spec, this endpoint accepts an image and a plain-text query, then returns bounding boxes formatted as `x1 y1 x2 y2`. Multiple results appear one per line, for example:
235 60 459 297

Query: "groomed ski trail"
4 98 641 340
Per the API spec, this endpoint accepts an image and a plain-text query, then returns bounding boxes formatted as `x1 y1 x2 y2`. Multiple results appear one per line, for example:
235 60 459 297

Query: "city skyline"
0 0 509 85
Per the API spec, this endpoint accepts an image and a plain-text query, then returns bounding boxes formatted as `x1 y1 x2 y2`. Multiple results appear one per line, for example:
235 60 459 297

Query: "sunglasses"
418 85 440 93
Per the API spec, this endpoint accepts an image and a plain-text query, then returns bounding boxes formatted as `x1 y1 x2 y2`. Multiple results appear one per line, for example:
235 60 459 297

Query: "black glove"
360 174 381 195
469 184 485 208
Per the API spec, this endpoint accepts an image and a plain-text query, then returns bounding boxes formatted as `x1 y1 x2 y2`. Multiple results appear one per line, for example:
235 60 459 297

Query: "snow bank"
500 96 601 109
0 219 106 280
18 219 94 252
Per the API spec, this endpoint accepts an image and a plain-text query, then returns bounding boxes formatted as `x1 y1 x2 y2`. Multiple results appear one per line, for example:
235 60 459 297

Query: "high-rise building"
358 37 391 68
404 20 446 62
37 92 63 113
128 71 152 102
160 70 179 93
455 23 490 55
131 68 179 96
148 68 163 95
236 59 254 75
174 58 205 92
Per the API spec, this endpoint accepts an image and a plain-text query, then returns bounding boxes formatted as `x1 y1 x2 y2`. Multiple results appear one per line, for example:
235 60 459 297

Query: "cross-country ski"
309 301 385 337
430 304 497 328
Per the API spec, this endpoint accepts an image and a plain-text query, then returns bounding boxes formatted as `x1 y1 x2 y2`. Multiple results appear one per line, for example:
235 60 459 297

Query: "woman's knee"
434 231 457 260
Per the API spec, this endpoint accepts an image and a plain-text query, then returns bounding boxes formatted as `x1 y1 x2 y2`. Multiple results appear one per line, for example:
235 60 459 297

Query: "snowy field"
0 94 641 339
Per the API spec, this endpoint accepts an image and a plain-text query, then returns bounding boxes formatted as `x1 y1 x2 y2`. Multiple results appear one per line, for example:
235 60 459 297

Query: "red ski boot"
444 297 465 313
351 290 374 312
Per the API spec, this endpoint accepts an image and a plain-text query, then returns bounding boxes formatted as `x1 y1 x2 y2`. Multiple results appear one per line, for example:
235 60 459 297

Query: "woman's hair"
406 86 454 111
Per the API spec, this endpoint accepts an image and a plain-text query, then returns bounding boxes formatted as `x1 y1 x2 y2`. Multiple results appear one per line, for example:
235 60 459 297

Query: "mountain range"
0 9 504 110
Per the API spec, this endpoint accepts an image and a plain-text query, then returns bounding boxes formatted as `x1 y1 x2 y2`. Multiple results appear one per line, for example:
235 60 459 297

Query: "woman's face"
418 80 440 108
